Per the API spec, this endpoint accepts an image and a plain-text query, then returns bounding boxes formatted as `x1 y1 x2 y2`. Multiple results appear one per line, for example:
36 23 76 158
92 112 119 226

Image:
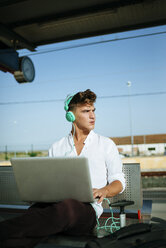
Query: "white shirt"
48 130 125 218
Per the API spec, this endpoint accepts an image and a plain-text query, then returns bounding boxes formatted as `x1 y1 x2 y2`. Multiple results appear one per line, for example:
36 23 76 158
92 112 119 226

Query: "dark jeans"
0 199 97 248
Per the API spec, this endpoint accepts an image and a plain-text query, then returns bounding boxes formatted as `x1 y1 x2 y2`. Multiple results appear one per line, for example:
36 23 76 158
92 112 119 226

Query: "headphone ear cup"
66 111 75 122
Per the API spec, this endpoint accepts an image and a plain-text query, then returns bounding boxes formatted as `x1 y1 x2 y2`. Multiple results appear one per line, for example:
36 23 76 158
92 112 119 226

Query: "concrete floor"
151 202 166 220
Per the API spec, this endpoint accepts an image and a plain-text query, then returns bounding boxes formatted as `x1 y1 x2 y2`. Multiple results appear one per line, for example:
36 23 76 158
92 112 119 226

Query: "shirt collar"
68 130 95 145
83 130 95 145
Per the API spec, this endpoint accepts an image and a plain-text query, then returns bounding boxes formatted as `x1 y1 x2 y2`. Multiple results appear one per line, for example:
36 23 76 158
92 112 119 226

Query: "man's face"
73 103 96 132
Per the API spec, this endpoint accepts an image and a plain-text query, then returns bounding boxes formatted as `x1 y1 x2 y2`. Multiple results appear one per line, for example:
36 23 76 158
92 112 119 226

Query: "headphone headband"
64 94 75 111
64 94 76 122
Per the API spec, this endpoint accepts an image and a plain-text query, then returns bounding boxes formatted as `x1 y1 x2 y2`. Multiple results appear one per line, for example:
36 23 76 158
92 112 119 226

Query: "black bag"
86 222 166 248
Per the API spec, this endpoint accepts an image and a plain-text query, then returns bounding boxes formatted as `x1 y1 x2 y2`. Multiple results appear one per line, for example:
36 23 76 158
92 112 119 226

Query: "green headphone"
64 94 76 122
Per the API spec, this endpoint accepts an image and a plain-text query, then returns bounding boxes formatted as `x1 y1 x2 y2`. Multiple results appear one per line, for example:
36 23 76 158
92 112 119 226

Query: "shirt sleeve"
105 139 126 193
48 143 57 157
48 136 70 157
48 146 53 157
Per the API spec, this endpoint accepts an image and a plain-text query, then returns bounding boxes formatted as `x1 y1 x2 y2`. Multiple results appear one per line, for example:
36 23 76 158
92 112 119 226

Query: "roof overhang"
0 0 166 51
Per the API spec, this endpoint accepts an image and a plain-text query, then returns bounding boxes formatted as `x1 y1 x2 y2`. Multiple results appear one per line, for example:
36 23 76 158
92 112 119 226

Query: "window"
148 147 156 151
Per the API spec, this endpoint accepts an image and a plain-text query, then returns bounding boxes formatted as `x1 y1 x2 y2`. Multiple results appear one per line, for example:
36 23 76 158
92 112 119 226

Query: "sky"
0 25 166 151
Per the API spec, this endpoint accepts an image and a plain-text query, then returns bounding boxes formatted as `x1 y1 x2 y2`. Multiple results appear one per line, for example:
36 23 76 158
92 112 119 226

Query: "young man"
0 89 125 248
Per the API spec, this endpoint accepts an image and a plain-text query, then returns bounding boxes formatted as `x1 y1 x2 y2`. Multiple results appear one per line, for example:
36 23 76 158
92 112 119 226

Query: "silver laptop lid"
11 157 94 203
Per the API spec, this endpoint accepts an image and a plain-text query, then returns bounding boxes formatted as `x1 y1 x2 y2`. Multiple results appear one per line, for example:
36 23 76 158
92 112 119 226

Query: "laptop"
10 157 94 203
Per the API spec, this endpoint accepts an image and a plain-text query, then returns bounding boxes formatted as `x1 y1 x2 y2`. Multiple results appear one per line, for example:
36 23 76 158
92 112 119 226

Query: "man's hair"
68 89 96 111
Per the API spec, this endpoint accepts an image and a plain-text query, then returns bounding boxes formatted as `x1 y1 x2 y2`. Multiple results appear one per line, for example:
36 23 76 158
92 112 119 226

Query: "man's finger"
96 196 103 203
93 192 99 199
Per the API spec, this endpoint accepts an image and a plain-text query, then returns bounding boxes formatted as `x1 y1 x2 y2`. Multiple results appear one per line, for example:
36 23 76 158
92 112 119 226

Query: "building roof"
111 134 166 145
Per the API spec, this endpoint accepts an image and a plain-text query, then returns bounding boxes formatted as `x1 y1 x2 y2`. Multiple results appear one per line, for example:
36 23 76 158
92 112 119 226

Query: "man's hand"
93 188 108 204
93 180 123 204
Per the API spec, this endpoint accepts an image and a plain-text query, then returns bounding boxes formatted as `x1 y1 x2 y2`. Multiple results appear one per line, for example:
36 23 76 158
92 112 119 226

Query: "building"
111 134 166 156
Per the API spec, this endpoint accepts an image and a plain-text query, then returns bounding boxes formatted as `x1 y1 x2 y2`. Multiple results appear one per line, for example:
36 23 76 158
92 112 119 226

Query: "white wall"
118 143 166 156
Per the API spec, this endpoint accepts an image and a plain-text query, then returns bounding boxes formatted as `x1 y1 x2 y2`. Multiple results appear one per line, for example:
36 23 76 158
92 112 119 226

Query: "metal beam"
0 23 36 51
0 48 19 72
10 0 147 28
35 19 166 47
0 0 27 8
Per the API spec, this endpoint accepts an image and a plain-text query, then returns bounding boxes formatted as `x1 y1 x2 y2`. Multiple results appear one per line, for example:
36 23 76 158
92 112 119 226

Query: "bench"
0 163 143 246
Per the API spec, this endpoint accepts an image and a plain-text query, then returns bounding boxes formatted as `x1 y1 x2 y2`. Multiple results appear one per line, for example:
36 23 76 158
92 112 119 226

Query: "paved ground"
122 156 166 171
151 202 166 220
1 156 166 171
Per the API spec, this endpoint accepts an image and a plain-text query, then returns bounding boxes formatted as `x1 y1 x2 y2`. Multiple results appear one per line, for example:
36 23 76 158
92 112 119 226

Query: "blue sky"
0 25 166 151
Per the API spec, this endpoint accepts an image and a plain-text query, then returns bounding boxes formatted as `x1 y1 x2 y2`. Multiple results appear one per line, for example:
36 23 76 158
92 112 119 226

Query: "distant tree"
5 145 9 160
28 152 37 157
